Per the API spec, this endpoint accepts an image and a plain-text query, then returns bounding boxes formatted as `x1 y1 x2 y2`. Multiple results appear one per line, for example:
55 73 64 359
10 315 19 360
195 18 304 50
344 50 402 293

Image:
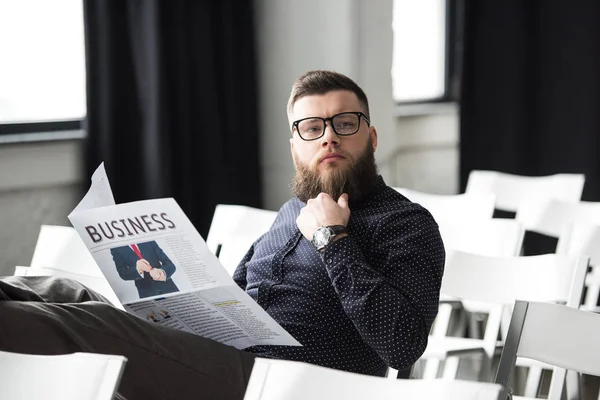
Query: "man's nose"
321 122 340 146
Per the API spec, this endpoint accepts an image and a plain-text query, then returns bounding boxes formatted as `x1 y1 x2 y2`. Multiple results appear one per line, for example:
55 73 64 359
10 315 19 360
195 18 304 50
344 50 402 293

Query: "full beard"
291 139 379 204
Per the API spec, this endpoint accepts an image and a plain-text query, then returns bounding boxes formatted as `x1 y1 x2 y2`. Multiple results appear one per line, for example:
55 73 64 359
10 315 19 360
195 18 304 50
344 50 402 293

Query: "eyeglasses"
291 111 370 141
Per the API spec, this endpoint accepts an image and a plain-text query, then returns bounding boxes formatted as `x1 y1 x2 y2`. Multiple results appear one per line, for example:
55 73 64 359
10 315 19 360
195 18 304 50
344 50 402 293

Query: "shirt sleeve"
321 206 445 370
232 242 255 290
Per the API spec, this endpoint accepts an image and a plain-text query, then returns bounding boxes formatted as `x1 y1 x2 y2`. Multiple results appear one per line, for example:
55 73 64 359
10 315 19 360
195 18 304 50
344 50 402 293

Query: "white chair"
30 224 104 277
206 204 277 275
465 171 585 213
518 199 600 312
439 219 525 258
15 225 122 308
0 350 126 400
244 358 503 400
517 198 600 238
561 224 600 312
421 251 589 381
393 187 496 222
419 220 525 380
495 301 600 400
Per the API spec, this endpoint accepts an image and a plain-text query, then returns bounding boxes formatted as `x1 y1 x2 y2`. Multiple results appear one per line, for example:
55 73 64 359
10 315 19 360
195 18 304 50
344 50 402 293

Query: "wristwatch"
311 225 348 251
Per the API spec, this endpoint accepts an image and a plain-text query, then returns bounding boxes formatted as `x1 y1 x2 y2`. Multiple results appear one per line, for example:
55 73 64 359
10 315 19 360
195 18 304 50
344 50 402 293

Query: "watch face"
312 226 333 249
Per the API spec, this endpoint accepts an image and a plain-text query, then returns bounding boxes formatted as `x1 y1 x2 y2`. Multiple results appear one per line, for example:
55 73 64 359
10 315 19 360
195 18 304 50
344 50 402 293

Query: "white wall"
0 141 83 276
392 106 459 194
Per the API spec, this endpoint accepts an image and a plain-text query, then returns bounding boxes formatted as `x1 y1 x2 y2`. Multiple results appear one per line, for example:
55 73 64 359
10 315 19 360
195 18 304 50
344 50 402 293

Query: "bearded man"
233 70 445 378
0 70 444 400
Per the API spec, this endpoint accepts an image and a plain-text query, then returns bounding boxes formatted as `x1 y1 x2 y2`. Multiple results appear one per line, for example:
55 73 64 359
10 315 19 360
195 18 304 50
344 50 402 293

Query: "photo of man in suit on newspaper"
110 240 180 299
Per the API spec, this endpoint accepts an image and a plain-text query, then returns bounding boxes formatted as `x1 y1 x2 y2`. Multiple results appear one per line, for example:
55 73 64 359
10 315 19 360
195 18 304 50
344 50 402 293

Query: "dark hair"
287 70 370 119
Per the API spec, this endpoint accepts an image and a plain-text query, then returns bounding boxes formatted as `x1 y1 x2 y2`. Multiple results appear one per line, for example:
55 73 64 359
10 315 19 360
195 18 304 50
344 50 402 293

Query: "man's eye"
303 126 321 134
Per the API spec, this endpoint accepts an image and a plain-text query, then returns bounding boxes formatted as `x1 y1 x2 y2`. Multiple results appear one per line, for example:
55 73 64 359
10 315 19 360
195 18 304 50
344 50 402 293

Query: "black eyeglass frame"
291 111 370 141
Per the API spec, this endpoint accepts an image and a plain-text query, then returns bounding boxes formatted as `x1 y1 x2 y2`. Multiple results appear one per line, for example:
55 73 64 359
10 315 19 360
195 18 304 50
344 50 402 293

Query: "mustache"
316 149 351 164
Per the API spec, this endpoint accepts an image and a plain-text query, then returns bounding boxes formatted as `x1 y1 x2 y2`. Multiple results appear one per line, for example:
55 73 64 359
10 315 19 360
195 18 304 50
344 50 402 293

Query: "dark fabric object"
0 276 255 400
82 0 262 238
460 1 600 255
233 177 445 375
492 209 558 255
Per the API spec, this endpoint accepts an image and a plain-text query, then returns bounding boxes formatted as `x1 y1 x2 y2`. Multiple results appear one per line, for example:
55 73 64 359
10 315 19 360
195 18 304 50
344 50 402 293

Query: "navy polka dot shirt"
233 176 445 377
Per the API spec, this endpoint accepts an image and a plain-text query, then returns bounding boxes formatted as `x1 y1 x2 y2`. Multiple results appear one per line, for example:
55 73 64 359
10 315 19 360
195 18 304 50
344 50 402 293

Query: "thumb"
337 193 349 209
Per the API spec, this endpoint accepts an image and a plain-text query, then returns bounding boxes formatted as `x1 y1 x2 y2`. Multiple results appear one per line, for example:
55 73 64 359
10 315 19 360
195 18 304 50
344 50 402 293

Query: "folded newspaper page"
68 163 301 350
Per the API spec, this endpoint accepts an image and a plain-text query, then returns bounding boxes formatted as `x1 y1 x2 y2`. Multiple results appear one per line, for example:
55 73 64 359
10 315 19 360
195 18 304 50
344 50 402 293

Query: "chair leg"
468 312 482 338
565 370 582 400
423 359 441 379
441 356 460 380
523 366 543 398
584 283 600 310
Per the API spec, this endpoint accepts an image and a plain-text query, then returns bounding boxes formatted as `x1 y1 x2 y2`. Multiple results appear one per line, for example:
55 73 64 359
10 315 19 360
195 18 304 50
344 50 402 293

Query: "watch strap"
327 225 348 235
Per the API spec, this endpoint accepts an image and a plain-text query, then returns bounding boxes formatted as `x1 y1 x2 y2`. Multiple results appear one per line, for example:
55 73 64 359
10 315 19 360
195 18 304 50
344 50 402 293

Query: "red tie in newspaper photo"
131 243 143 259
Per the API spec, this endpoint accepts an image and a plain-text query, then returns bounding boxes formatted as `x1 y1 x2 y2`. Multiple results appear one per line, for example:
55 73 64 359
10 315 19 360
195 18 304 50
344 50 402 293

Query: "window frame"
393 0 464 106
0 119 85 144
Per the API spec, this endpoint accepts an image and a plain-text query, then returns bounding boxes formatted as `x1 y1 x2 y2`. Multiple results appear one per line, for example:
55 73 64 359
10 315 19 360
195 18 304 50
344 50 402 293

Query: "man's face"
289 90 378 202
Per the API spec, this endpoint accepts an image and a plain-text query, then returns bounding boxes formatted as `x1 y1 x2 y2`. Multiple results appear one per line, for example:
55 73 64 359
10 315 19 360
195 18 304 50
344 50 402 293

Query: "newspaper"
67 163 301 350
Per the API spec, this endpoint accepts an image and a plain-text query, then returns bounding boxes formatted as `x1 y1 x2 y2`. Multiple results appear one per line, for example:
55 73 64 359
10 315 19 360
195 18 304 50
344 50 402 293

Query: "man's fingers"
337 193 349 209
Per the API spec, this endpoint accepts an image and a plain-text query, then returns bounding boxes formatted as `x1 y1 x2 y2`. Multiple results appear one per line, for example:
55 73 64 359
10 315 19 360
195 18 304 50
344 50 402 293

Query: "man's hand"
296 193 350 241
149 268 166 281
136 259 152 274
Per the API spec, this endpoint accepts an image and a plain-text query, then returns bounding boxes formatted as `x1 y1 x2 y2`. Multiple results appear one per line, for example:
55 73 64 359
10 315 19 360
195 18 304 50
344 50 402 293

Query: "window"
392 0 462 103
0 0 86 137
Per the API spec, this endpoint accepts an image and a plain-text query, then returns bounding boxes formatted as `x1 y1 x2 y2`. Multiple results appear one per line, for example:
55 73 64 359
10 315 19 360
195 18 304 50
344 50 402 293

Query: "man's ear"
369 126 378 151
290 137 294 156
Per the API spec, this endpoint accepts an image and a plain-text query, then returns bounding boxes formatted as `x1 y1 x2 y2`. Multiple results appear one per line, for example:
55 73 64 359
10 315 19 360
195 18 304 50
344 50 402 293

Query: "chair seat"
423 337 502 359
515 357 554 370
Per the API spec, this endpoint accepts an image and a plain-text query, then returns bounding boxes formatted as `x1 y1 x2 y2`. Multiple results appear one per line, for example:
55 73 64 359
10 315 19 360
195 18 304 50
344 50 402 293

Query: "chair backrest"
31 225 104 277
244 358 503 400
394 187 496 222
517 198 600 238
206 204 278 275
441 251 589 307
205 204 277 256
495 301 600 400
439 219 525 257
555 222 600 311
465 171 585 213
0 351 126 400
556 223 600 265
440 251 588 357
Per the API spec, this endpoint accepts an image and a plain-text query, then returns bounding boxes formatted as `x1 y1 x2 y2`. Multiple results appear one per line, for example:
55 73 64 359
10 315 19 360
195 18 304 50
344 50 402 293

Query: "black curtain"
460 1 600 253
82 0 262 237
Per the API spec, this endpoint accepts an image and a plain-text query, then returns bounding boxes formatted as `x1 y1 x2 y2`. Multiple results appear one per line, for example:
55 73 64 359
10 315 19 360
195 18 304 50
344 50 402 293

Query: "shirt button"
327 258 333 264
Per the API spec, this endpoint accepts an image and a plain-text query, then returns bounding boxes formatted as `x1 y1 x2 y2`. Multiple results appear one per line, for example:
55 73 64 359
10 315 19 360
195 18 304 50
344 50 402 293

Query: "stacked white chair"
419 220 525 380
393 187 496 223
518 198 600 311
0 350 127 400
495 301 600 400
465 171 585 213
421 250 589 383
245 358 504 400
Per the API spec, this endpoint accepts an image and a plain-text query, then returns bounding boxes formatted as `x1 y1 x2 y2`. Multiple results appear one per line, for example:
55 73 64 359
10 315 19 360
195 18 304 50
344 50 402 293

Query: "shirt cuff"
320 234 356 271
